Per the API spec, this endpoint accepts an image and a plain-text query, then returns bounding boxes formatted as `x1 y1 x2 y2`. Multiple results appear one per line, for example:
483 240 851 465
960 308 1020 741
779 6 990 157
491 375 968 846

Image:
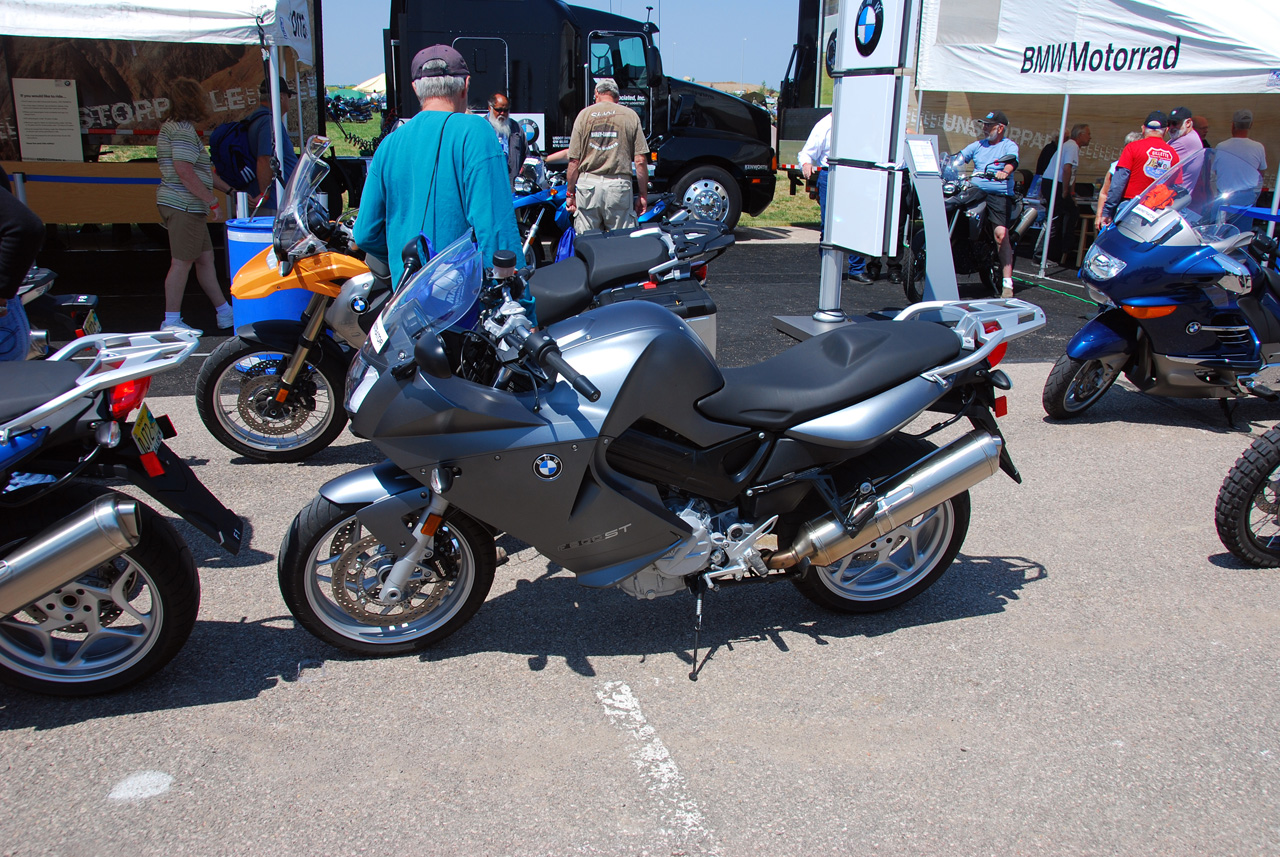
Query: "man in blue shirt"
957 110 1019 297
354 45 520 286
247 77 300 213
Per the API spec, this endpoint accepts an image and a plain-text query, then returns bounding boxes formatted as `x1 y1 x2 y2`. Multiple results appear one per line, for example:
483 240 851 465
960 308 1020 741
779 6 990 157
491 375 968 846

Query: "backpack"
209 116 262 192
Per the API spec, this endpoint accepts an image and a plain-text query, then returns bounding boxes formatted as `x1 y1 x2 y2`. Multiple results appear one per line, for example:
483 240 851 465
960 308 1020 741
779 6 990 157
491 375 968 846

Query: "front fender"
236 319 350 367
1066 310 1137 362
319 460 430 550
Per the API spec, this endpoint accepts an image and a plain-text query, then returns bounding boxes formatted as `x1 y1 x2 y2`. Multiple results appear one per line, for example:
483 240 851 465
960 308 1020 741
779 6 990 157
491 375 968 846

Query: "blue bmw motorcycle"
1042 147 1277 419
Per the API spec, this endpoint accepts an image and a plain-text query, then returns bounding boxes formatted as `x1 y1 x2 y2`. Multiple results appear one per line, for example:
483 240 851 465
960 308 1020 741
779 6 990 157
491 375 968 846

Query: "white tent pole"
268 44 285 202
1038 93 1070 278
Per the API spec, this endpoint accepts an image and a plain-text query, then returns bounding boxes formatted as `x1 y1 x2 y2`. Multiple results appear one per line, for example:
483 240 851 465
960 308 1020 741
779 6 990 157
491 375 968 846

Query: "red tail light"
982 321 1008 367
692 263 708 282
108 377 152 419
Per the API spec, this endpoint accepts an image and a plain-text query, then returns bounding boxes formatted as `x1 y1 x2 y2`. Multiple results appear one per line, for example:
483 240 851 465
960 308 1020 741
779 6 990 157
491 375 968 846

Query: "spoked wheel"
195 337 349 462
792 436 971 613
1042 354 1124 419
1216 426 1280 567
278 496 496 656
0 484 198 696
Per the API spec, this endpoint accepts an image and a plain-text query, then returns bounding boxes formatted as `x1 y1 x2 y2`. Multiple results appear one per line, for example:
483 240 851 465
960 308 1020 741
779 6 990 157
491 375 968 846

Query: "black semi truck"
379 0 776 228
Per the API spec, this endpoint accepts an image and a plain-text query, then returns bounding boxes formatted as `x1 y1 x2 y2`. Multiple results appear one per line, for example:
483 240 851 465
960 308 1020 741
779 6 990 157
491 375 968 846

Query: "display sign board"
12 78 82 162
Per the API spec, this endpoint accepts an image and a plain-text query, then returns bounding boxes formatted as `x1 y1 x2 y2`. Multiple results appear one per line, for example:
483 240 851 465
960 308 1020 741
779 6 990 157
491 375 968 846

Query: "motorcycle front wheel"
791 436 971 613
195 337 350 462
1216 426 1280 567
0 483 199 696
278 496 496 656
1042 354 1123 419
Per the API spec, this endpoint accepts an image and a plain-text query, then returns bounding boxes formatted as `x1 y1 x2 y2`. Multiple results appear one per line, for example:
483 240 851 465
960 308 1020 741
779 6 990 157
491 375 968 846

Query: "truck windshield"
589 32 649 90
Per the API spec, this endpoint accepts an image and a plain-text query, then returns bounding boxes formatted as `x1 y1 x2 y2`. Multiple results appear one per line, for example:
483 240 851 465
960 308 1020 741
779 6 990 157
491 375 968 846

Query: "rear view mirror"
413 330 452 379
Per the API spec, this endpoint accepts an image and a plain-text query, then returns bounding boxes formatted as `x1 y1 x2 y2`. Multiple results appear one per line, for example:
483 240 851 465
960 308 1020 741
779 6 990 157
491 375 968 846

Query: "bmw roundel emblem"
855 0 884 58
534 454 563 481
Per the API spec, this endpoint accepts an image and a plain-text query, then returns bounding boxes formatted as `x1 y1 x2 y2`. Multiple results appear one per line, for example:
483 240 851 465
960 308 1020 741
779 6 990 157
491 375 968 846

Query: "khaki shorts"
159 206 212 261
573 173 636 234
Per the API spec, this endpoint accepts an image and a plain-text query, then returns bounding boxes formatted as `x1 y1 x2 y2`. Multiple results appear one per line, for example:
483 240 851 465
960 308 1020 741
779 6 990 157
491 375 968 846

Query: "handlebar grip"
542 349 601 402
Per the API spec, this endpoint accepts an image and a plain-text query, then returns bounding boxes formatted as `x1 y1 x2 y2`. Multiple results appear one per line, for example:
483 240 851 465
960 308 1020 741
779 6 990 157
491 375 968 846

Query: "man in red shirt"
1099 111 1179 227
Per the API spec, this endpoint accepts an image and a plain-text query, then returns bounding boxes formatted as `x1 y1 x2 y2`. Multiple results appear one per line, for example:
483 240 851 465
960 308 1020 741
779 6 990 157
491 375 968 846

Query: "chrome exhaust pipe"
767 431 1003 569
26 329 48 360
1014 206 1039 241
0 495 141 616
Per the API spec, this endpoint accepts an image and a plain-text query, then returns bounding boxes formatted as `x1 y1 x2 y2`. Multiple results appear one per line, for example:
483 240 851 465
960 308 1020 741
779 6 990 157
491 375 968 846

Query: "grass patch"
741 171 820 228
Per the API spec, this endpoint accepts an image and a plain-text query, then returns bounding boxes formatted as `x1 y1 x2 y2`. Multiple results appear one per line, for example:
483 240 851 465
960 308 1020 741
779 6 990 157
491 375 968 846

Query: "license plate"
81 309 101 336
131 404 163 455
369 313 388 353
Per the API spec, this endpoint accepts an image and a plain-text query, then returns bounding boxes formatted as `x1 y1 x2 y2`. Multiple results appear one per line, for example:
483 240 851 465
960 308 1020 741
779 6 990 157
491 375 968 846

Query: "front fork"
376 492 450 604
272 293 330 404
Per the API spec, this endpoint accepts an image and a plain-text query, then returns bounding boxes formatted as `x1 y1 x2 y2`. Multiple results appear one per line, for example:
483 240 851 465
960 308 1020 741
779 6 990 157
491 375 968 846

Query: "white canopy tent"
354 73 387 95
916 0 1280 268
0 0 314 198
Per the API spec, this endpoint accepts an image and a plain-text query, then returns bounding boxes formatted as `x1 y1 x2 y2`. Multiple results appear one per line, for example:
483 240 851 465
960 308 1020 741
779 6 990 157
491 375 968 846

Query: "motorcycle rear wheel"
1042 354 1123 419
196 337 350 462
278 496 496 656
1216 426 1280 568
791 436 971 613
0 483 199 696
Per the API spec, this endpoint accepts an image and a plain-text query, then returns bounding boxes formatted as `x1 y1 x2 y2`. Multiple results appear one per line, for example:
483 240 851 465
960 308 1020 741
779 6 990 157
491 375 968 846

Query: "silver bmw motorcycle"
278 235 1045 663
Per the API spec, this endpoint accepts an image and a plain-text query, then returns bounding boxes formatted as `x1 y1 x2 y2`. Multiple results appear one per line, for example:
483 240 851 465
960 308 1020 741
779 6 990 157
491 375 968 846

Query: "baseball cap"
1167 106 1192 127
981 110 1008 126
1233 108 1254 126
411 45 470 80
1144 111 1167 130
259 76 295 96
594 77 620 95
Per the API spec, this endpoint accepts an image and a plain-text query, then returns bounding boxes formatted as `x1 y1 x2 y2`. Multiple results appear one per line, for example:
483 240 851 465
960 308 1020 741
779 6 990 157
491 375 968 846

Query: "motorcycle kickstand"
1219 397 1243 431
688 574 711 682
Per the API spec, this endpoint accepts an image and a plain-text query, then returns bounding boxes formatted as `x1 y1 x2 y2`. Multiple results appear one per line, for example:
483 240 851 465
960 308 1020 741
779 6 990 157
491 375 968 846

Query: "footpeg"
1244 380 1280 402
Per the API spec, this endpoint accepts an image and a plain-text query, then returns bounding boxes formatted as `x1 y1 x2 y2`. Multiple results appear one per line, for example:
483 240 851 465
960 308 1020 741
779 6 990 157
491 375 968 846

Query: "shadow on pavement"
1037 384 1280 434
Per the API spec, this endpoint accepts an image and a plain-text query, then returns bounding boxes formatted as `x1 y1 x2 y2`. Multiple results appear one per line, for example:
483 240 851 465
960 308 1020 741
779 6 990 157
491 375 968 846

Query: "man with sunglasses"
956 110 1020 297
487 92 528 190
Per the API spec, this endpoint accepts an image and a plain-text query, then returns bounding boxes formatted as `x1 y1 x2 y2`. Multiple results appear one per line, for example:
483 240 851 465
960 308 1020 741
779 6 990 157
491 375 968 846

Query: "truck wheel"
673 166 742 229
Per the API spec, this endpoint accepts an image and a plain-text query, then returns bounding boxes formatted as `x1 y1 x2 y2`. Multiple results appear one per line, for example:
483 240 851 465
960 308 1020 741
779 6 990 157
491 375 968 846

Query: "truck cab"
381 0 775 228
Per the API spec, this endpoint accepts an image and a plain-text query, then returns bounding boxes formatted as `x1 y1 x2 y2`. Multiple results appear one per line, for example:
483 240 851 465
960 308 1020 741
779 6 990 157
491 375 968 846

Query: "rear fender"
235 319 350 367
319 460 432 549
1065 310 1136 364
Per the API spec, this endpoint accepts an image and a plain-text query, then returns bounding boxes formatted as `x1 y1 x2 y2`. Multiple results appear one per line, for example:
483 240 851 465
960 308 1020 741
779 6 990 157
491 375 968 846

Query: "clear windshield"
272 135 331 260
370 234 482 359
1116 147 1264 247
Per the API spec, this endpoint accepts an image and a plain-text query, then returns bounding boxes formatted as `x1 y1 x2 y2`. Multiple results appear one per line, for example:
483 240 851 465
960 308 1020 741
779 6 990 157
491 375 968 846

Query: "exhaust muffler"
1014 206 1039 242
0 495 141 616
767 431 1003 569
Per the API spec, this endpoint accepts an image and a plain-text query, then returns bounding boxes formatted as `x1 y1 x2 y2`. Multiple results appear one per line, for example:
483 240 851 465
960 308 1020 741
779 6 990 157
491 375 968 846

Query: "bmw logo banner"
855 0 884 57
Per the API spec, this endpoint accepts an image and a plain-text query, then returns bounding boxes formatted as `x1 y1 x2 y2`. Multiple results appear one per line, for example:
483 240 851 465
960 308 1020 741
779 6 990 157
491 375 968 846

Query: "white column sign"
13 78 83 162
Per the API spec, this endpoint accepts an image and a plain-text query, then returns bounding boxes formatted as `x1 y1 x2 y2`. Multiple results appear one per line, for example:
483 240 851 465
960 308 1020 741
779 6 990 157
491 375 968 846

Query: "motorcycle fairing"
231 246 367 299
1066 310 1137 362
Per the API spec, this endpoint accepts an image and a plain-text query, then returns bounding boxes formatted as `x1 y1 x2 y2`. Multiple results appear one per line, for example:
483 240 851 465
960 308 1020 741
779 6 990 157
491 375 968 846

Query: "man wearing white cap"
565 78 648 233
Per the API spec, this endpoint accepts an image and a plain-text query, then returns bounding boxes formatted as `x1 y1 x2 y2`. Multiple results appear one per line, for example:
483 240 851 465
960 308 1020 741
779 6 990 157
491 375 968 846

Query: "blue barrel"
226 217 312 329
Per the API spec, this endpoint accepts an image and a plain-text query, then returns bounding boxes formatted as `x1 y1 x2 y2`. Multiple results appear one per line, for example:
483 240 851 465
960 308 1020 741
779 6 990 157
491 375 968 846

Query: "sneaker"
161 318 203 336
215 305 235 330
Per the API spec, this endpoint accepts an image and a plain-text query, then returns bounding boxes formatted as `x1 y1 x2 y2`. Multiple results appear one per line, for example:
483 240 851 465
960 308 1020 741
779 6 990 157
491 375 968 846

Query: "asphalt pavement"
5 235 1280 855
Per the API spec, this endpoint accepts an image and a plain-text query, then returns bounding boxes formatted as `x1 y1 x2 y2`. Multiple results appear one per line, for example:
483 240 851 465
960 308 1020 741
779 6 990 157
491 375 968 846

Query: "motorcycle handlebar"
518 328 601 402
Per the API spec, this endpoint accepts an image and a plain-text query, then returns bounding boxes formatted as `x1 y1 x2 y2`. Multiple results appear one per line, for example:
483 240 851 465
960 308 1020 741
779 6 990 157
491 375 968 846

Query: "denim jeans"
815 169 867 275
0 298 29 361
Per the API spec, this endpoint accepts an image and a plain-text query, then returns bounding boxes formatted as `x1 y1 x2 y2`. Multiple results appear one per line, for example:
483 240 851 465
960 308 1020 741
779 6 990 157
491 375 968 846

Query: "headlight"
514 176 534 194
344 354 379 413
942 181 958 195
1083 245 1126 281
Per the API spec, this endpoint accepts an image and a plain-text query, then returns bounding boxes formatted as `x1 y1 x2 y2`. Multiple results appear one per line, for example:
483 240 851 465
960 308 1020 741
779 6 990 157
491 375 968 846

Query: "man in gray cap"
354 45 520 285
1215 109 1268 229
565 77 649 233
1216 109 1268 186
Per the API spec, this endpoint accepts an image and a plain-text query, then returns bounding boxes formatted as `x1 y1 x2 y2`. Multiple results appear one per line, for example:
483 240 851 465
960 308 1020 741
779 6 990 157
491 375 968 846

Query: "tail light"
108 377 152 419
982 321 1008 367
692 263 708 282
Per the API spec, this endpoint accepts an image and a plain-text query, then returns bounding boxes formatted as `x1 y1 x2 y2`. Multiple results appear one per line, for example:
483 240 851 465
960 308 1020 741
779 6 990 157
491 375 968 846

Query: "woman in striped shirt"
156 77 233 335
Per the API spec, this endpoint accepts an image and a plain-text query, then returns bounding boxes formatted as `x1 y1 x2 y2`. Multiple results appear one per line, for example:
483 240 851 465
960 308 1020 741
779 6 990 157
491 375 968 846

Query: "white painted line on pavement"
107 770 174 801
597 681 719 853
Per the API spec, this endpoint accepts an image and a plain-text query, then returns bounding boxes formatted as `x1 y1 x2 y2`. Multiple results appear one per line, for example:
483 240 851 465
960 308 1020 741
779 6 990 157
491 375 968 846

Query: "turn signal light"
982 321 1007 367
108 377 151 419
1122 304 1177 319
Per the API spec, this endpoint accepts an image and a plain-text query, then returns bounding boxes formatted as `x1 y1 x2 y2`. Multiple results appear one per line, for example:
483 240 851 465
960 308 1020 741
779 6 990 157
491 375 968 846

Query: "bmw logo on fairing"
1187 322 1202 335
534 454 562 480
855 0 884 57
351 296 369 313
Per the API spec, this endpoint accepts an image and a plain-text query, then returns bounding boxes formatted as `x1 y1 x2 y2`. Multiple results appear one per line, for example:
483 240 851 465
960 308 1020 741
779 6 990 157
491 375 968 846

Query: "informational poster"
13 78 82 162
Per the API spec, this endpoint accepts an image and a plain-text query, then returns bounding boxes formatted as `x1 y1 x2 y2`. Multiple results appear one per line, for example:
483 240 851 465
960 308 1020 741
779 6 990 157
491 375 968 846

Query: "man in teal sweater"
354 45 520 286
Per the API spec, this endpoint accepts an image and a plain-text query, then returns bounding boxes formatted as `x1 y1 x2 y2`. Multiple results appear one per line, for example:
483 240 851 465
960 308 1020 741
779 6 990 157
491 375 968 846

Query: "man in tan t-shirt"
565 78 649 232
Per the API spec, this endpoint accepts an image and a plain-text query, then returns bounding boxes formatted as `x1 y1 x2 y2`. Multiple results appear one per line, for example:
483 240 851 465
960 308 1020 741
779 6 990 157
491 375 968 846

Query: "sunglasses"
493 107 509 113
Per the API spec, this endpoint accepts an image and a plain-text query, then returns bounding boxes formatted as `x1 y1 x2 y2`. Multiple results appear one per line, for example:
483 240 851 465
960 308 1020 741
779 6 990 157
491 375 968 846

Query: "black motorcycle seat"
574 232 670 291
527 257 594 326
696 320 963 431
0 360 84 423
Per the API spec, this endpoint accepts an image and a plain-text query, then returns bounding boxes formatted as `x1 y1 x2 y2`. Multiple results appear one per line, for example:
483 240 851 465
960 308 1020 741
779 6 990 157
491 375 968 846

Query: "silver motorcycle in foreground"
279 236 1044 673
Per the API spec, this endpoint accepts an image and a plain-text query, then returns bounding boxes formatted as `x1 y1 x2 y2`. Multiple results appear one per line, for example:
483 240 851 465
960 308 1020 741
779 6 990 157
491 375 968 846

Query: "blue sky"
321 0 796 88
